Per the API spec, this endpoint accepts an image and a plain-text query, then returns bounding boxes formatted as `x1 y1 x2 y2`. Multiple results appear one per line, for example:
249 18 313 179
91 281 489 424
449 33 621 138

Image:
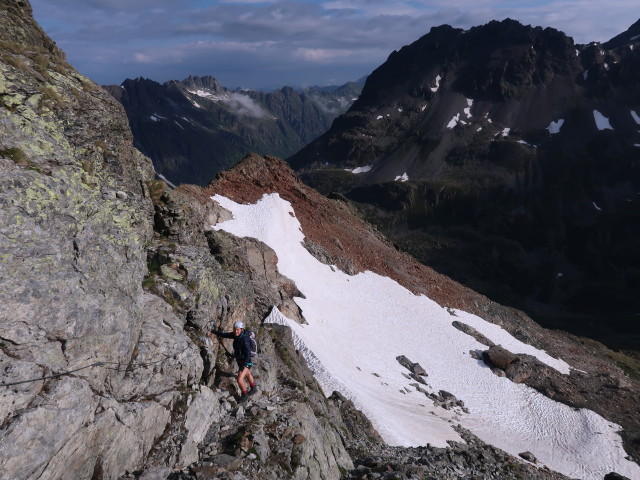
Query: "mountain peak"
288 16 640 356
604 17 640 49
180 74 225 92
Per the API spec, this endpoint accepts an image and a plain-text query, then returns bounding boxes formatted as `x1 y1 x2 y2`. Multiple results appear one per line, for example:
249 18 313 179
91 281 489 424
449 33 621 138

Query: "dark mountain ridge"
105 75 362 186
289 18 640 350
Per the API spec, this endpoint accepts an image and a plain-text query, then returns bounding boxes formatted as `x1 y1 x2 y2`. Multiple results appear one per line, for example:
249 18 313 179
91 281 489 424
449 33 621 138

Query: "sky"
212 191 640 479
30 1 639 90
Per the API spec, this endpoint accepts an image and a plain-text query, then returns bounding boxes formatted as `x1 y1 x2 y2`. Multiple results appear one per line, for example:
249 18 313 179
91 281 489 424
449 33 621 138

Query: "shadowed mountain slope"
288 18 640 350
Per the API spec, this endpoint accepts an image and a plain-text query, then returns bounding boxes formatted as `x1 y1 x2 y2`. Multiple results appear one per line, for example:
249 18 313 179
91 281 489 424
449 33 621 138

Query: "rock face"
104 76 363 186
0 3 356 479
288 18 640 350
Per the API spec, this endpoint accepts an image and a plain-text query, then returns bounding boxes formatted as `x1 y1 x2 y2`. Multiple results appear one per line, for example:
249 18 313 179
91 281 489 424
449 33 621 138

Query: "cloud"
30 0 640 88
225 92 271 118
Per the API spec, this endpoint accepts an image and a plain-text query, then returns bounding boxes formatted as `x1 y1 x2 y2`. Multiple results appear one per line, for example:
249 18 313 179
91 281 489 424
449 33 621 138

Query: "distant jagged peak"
179 74 226 93
118 76 162 89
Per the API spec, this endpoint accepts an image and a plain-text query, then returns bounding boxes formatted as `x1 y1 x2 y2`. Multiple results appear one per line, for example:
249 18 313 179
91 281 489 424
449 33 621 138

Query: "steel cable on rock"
0 343 194 388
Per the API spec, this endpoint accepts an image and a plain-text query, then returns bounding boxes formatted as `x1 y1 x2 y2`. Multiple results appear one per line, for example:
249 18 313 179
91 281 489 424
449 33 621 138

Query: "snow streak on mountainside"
211 193 640 480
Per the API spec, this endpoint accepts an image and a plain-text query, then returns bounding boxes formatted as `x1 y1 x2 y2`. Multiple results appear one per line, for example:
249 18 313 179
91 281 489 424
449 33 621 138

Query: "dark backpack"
245 329 258 357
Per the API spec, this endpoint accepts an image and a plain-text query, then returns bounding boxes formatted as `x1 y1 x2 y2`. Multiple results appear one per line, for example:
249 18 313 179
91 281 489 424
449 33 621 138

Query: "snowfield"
211 193 640 480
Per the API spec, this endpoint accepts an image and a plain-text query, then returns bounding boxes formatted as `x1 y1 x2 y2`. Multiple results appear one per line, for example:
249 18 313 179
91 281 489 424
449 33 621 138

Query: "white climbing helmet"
233 321 245 329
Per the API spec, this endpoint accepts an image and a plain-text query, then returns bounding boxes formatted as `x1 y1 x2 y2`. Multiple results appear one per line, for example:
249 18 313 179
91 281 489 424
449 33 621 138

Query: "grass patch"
38 86 62 112
30 53 51 80
80 77 97 93
4 54 27 71
146 180 168 204
1 147 28 165
580 337 640 381
0 39 25 56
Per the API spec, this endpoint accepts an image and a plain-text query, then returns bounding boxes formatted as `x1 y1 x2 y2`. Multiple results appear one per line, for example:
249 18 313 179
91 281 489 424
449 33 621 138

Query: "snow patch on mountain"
348 165 373 174
631 110 640 124
518 140 536 148
464 99 473 118
394 173 409 182
593 110 613 130
547 118 564 135
447 114 460 129
430 74 441 92
187 88 230 102
179 116 195 126
211 192 640 480
187 88 272 119
547 119 564 134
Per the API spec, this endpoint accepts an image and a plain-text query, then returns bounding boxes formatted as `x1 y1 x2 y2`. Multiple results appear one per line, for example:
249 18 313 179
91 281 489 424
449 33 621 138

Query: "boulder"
519 451 537 463
179 386 222 466
482 345 518 370
604 472 631 480
396 355 428 376
452 321 496 347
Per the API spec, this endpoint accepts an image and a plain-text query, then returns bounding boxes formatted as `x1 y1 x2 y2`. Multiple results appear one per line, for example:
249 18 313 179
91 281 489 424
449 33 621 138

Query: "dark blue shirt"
214 329 252 364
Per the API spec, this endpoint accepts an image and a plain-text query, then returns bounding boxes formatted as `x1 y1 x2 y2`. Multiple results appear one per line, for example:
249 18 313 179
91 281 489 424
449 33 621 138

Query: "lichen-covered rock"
0 2 204 478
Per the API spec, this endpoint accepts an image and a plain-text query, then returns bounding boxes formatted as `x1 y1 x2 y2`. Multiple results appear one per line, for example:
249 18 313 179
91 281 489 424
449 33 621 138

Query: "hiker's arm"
211 329 234 339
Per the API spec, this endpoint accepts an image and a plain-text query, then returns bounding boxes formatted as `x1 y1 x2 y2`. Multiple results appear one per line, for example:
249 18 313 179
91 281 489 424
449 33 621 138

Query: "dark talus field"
289 18 640 352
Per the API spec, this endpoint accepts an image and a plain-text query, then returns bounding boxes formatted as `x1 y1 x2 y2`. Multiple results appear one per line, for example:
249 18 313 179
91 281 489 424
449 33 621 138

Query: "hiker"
211 321 257 400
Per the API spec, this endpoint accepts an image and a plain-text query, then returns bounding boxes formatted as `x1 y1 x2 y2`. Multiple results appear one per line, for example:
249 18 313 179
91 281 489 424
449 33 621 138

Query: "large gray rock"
286 401 354 480
179 386 222 466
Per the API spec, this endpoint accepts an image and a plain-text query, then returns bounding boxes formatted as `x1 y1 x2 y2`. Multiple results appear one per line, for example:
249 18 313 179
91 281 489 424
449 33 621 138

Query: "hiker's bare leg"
237 367 249 392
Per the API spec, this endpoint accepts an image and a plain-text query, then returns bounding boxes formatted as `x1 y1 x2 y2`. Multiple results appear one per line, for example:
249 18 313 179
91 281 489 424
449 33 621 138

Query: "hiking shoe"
248 385 258 396
238 393 249 403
